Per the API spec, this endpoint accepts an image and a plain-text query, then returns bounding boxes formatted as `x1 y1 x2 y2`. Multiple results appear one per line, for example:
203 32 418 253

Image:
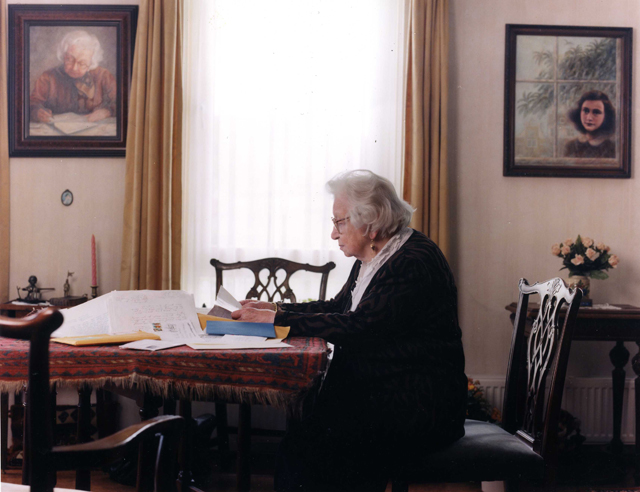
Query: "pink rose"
596 242 606 251
586 248 600 261
608 255 619 268
583 237 594 248
564 238 574 247
551 244 561 256
571 255 584 266
605 245 611 252
561 245 571 255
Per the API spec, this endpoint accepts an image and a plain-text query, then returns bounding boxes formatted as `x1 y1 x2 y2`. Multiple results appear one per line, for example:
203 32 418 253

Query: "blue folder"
206 320 276 338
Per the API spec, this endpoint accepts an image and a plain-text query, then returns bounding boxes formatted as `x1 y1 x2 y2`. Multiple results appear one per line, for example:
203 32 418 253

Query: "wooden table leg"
1 392 8 473
76 385 92 491
237 402 251 492
215 402 232 471
610 340 629 455
632 342 640 484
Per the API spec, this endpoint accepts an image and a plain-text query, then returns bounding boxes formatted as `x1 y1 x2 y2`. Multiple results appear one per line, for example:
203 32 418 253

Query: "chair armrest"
50 415 184 471
0 308 63 340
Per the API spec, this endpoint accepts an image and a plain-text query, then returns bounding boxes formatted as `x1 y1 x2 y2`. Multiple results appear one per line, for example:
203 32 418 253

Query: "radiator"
471 376 636 444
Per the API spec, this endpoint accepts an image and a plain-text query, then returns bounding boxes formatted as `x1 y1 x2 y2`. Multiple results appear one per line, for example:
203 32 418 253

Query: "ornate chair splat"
210 257 336 302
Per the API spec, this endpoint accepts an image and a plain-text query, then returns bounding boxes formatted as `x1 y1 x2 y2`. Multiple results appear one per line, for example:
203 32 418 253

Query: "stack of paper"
50 289 291 351
51 290 203 346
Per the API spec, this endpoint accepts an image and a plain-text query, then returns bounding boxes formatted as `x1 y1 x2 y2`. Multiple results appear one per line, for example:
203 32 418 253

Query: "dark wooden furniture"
210 256 335 490
505 301 640 481
0 302 43 318
0 308 185 492
390 278 582 492
0 335 329 492
210 257 336 303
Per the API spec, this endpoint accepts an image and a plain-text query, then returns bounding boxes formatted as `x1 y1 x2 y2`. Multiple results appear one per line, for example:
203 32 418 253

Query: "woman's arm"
232 261 359 322
277 262 359 314
276 237 460 346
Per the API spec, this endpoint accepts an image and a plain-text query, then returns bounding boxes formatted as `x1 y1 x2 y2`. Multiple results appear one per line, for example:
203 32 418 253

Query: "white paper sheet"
207 286 243 318
107 290 201 337
145 320 202 340
51 293 114 338
187 336 291 350
119 340 185 351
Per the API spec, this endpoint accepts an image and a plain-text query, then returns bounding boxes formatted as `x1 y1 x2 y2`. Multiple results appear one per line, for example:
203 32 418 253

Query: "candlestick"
91 235 97 286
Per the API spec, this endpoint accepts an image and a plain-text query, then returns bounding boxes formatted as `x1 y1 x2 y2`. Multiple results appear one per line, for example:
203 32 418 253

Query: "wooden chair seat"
393 419 544 485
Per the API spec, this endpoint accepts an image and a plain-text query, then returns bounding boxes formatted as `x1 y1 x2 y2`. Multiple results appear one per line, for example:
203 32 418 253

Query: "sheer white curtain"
182 0 407 307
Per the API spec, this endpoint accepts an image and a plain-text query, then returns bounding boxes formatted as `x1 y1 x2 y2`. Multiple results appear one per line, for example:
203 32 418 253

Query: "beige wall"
450 0 640 377
8 0 639 380
8 0 137 300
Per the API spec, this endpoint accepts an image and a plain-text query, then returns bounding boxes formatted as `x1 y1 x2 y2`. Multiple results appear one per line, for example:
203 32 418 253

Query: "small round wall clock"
61 189 73 206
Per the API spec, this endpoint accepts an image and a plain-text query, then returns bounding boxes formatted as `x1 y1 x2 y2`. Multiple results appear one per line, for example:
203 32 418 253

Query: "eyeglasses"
331 216 350 234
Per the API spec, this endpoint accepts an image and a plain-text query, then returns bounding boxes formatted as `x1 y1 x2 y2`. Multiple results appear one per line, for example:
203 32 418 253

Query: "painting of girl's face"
581 100 606 134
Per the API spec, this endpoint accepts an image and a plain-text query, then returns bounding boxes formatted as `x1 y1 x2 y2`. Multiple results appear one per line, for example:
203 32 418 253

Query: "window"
182 0 407 306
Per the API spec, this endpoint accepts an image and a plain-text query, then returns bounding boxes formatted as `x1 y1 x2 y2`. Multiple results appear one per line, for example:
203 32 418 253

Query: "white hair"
326 169 415 239
57 30 103 70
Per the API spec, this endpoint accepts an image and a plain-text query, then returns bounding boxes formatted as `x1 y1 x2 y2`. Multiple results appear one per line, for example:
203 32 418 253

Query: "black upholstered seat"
395 420 544 484
391 277 582 492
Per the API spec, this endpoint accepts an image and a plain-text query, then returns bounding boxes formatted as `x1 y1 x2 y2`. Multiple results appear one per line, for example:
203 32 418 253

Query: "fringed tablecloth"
0 337 329 410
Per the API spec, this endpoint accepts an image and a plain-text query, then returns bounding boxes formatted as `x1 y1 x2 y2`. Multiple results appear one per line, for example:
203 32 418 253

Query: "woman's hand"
231 307 276 324
239 299 276 311
87 108 111 122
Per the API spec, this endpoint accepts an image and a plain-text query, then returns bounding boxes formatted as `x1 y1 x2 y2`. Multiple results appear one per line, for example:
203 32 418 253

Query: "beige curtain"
0 0 10 302
403 0 450 258
120 0 183 290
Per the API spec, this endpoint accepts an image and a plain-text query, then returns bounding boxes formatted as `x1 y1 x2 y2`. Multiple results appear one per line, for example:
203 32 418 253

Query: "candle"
91 235 97 286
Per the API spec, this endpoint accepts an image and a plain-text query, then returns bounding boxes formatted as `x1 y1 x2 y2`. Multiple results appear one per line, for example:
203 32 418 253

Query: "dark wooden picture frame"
504 24 632 178
8 5 138 157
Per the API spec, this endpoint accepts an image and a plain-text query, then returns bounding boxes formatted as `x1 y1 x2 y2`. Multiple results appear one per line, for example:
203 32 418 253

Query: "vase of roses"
551 235 619 306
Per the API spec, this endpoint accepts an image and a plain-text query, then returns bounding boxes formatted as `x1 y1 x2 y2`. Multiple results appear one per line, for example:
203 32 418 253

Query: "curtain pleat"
403 0 449 258
0 0 10 302
120 0 183 290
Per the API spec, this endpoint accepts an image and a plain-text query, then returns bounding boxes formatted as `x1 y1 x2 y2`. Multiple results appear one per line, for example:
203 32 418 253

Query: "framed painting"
503 24 632 178
8 5 138 157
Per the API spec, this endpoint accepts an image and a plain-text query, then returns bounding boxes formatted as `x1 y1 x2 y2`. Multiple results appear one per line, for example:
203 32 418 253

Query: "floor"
2 443 639 492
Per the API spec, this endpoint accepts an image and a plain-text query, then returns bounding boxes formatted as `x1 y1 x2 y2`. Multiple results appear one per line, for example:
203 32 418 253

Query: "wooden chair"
210 257 336 303
0 308 185 492
209 257 335 488
390 277 582 492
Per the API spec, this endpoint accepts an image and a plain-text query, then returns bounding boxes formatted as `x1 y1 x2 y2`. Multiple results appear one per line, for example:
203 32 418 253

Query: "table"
0 337 329 491
506 303 640 480
0 303 46 318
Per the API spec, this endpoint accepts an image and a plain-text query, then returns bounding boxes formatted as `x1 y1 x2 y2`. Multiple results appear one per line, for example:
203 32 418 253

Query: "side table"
0 303 48 319
506 303 640 482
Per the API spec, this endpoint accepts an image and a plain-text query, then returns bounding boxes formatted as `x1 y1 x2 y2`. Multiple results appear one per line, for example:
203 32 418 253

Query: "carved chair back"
210 257 336 302
0 308 184 492
502 277 582 464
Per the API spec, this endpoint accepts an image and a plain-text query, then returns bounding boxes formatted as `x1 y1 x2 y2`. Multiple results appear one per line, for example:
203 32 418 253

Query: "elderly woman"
233 170 467 491
30 30 116 124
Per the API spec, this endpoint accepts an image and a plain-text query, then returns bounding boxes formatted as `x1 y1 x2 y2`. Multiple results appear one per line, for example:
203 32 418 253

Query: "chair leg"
215 402 231 471
504 479 520 492
237 403 251 492
391 479 408 492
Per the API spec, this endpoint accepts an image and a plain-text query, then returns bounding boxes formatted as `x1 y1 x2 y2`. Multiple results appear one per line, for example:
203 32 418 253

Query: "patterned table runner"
0 337 329 409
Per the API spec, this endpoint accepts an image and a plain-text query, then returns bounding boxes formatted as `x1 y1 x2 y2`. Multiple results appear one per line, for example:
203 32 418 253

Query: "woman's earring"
370 241 376 251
